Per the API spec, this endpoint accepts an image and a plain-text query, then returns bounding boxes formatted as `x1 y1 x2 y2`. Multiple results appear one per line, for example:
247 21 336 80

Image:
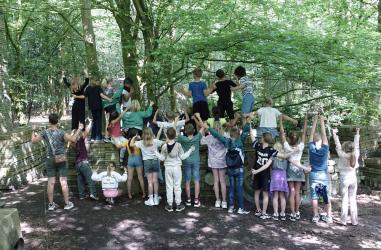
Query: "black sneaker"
165 203 174 212
176 203 185 212
280 214 287 221
289 214 297 222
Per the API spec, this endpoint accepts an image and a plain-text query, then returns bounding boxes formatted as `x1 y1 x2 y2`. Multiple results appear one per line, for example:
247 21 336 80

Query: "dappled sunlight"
178 217 198 231
186 211 200 218
201 225 218 234
248 224 266 233
359 239 381 249
289 234 341 249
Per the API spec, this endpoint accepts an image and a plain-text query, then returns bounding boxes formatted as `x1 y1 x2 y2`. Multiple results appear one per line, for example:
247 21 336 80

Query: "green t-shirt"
177 132 202 162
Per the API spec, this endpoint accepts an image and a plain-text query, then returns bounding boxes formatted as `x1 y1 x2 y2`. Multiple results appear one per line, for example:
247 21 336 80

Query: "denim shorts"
241 93 255 114
183 160 200 182
128 155 143 168
256 127 279 139
309 171 330 201
143 159 160 174
46 158 68 177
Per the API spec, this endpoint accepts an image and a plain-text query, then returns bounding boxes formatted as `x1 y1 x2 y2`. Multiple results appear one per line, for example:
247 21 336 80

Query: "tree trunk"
378 0 381 32
0 7 13 132
114 0 140 99
80 0 100 78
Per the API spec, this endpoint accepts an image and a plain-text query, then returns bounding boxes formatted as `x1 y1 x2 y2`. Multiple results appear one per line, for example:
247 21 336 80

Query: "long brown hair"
342 141 356 168
142 127 154 147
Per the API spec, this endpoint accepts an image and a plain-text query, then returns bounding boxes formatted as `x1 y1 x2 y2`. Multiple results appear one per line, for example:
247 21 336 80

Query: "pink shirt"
110 122 122 138
201 135 227 168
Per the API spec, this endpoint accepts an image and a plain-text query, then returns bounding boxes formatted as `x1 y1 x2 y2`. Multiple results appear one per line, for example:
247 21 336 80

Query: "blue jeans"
228 167 244 209
91 109 103 140
76 161 97 198
241 93 255 114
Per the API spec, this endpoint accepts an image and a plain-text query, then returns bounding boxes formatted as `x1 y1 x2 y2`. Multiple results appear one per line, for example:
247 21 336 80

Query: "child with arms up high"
91 161 127 205
280 114 308 221
153 108 189 135
332 127 360 226
130 126 164 206
206 117 251 214
309 115 332 223
200 121 228 209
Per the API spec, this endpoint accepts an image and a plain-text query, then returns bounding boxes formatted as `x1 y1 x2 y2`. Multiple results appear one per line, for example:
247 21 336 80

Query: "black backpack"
226 149 243 169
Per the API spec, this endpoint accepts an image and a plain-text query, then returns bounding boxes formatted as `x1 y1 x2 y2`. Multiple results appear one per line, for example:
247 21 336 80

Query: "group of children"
66 66 360 226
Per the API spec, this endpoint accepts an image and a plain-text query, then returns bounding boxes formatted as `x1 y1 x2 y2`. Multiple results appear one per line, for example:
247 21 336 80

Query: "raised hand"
332 128 338 134
356 128 360 134
149 100 154 106
78 123 85 131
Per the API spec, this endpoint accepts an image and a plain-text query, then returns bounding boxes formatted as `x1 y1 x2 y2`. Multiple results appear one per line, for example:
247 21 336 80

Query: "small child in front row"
177 123 205 207
91 161 127 205
131 127 164 206
250 127 277 219
332 127 360 226
252 142 310 221
154 128 195 212
206 118 251 214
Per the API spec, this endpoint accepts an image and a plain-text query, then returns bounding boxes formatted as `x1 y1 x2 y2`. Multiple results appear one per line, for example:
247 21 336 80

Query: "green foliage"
2 0 381 124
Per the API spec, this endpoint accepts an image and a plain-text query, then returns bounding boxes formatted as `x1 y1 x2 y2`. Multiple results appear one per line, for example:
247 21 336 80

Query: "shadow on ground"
1 179 381 250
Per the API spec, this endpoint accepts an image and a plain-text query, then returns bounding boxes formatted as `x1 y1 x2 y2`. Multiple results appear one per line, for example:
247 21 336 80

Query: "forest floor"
1 179 381 250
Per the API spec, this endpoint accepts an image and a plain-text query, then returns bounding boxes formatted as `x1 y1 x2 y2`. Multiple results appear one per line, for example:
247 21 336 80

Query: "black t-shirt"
85 85 103 110
214 80 236 102
252 140 278 170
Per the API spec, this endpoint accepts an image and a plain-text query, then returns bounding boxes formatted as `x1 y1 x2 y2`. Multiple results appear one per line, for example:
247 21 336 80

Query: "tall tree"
80 0 100 78
0 6 13 132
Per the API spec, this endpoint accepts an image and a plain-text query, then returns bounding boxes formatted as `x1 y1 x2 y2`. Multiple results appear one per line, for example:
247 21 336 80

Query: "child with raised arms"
206 118 251 214
91 161 127 205
309 115 332 223
130 126 164 206
332 127 360 226
280 114 308 221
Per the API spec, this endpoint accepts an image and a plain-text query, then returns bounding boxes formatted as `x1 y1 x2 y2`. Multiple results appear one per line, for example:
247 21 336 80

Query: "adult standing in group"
31 113 79 211
62 69 89 130
84 78 112 141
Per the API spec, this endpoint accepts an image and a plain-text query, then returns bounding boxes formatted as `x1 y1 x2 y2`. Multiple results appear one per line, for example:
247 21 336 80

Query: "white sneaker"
48 202 59 211
145 198 155 206
237 208 250 215
154 196 160 206
228 207 234 213
221 201 228 209
64 201 74 210
215 200 221 208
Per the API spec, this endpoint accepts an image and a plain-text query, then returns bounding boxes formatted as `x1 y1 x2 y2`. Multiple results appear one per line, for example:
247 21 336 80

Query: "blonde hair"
101 78 107 88
273 142 285 154
130 100 141 112
213 121 222 132
107 161 116 176
142 127 154 147
342 141 356 168
71 77 80 92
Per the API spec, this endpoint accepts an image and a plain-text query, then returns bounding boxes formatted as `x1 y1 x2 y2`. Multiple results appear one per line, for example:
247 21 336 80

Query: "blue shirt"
309 143 329 172
189 81 207 103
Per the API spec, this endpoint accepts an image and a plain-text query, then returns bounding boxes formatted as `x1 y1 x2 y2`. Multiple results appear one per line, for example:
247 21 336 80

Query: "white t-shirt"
257 107 281 128
135 139 164 160
122 90 132 110
156 120 186 135
284 141 304 171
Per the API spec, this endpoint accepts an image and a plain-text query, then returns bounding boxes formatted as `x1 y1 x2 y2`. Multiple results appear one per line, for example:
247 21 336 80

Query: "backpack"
226 149 243 169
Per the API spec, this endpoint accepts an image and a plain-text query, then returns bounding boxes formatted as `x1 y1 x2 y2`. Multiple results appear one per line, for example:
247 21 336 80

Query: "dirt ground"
1 179 381 250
